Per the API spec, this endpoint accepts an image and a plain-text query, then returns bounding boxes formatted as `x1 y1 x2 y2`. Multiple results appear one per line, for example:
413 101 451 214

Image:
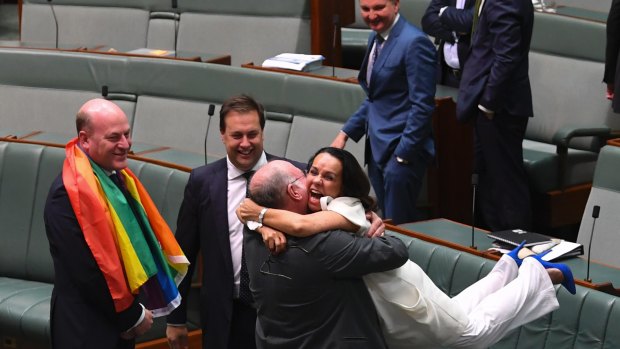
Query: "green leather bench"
0 140 195 349
388 229 620 349
19 0 311 66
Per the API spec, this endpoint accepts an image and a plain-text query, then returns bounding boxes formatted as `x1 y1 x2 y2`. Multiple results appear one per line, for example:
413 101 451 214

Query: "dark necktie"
471 0 483 43
110 172 122 188
239 171 255 306
366 35 385 85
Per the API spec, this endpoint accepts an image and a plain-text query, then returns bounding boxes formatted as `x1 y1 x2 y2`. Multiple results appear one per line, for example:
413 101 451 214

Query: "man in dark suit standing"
457 0 534 230
166 95 304 349
332 0 436 225
422 0 474 88
244 160 408 348
44 99 156 348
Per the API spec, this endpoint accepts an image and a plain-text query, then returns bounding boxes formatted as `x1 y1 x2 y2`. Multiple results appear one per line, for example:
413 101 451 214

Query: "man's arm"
440 6 474 34
166 170 203 340
479 0 529 112
422 0 456 42
394 34 437 162
308 231 408 278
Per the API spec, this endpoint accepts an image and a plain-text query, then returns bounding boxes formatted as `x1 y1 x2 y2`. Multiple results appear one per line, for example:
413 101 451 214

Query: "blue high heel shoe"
529 254 576 295
507 240 527 266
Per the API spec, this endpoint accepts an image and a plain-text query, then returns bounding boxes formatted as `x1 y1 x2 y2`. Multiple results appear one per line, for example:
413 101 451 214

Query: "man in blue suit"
166 95 304 349
332 0 436 225
457 0 534 230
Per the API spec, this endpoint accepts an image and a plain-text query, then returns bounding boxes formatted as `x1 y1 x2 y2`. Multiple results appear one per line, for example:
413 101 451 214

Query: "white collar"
226 151 268 180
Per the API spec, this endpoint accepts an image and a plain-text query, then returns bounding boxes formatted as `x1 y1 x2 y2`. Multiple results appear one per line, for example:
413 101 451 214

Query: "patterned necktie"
239 171 255 306
366 35 385 85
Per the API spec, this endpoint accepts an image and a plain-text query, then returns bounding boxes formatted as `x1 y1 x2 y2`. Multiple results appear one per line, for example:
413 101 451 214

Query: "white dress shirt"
226 152 267 297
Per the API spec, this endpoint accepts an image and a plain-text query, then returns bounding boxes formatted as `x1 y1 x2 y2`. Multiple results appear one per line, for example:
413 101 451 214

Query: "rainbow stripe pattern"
62 138 189 316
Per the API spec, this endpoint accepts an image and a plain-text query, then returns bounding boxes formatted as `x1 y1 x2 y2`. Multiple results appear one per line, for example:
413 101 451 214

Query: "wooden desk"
86 45 231 65
242 62 358 84
392 218 620 296
0 43 231 65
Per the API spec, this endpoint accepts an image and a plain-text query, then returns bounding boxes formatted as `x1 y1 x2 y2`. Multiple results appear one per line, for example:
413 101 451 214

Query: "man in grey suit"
243 160 408 348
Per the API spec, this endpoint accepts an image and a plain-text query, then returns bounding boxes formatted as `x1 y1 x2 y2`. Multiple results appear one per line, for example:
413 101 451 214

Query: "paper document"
541 240 583 261
262 53 325 72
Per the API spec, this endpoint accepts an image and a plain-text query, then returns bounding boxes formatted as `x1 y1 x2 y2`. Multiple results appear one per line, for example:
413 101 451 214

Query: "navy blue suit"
45 175 142 349
422 0 475 87
167 154 304 348
457 0 534 230
342 16 436 224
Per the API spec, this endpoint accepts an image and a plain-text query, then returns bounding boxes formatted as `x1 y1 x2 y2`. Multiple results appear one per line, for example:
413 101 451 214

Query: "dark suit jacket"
422 0 474 75
342 16 436 166
457 0 534 121
244 227 409 348
167 154 304 348
44 175 143 349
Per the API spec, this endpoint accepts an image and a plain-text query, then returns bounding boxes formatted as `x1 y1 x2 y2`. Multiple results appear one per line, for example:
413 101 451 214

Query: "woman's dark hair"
307 147 377 211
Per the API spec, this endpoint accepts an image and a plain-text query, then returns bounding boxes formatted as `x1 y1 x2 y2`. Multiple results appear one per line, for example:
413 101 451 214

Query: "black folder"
487 229 552 247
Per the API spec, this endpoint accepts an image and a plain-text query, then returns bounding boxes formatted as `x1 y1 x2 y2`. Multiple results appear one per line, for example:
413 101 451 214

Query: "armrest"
551 125 610 190
552 125 611 153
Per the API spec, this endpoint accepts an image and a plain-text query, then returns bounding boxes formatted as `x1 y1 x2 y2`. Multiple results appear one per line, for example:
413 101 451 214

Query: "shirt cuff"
478 104 494 114
167 323 187 327
127 303 146 331
439 6 448 16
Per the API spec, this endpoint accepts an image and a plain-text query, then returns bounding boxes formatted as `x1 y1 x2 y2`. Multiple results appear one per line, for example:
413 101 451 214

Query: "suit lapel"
210 161 234 271
370 17 405 85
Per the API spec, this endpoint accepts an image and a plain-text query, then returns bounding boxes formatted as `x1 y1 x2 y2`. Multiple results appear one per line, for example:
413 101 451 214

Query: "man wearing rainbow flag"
44 99 189 349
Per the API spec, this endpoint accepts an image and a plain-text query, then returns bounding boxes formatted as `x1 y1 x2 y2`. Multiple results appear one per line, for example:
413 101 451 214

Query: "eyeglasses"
289 174 305 185
259 244 309 280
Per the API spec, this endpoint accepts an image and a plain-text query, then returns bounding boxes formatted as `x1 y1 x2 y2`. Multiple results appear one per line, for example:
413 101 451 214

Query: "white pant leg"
451 257 560 349
452 255 519 314
365 261 469 349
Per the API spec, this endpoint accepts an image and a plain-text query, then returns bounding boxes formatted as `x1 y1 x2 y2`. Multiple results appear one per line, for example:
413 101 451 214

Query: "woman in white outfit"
238 147 575 349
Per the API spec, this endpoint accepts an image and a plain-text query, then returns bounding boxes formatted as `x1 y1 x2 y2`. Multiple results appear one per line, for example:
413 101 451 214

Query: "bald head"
76 98 132 171
76 98 127 134
250 160 307 214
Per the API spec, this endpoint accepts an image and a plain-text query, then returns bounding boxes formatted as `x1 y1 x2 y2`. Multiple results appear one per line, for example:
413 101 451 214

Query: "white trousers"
364 255 559 349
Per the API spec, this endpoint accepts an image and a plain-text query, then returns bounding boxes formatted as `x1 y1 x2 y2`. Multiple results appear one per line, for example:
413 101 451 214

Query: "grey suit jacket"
167 154 304 348
244 228 408 348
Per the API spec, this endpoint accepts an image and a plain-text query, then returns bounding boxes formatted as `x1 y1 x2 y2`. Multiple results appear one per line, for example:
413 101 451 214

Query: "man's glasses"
259 244 309 280
289 170 306 185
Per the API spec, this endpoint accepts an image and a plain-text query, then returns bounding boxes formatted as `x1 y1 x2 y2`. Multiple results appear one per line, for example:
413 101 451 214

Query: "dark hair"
307 147 376 211
219 94 266 132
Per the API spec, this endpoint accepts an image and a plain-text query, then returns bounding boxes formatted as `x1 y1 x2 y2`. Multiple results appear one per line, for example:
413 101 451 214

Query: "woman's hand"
236 198 263 223
366 211 385 238
258 226 288 255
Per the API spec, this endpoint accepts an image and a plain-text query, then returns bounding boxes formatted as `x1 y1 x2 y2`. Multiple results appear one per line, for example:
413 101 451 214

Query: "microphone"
585 205 600 283
331 14 340 77
204 104 215 165
48 0 59 49
470 173 478 249
172 0 179 58
101 85 109 98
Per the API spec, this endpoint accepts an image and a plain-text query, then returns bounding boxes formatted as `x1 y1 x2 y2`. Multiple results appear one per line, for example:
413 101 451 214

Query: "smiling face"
221 110 265 172
359 0 399 34
78 99 132 171
306 152 344 212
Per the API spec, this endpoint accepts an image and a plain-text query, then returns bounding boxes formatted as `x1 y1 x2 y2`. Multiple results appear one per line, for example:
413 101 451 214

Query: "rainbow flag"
63 138 189 316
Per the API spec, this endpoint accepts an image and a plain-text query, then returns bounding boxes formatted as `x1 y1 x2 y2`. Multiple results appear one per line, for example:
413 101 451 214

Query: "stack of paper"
262 53 325 72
